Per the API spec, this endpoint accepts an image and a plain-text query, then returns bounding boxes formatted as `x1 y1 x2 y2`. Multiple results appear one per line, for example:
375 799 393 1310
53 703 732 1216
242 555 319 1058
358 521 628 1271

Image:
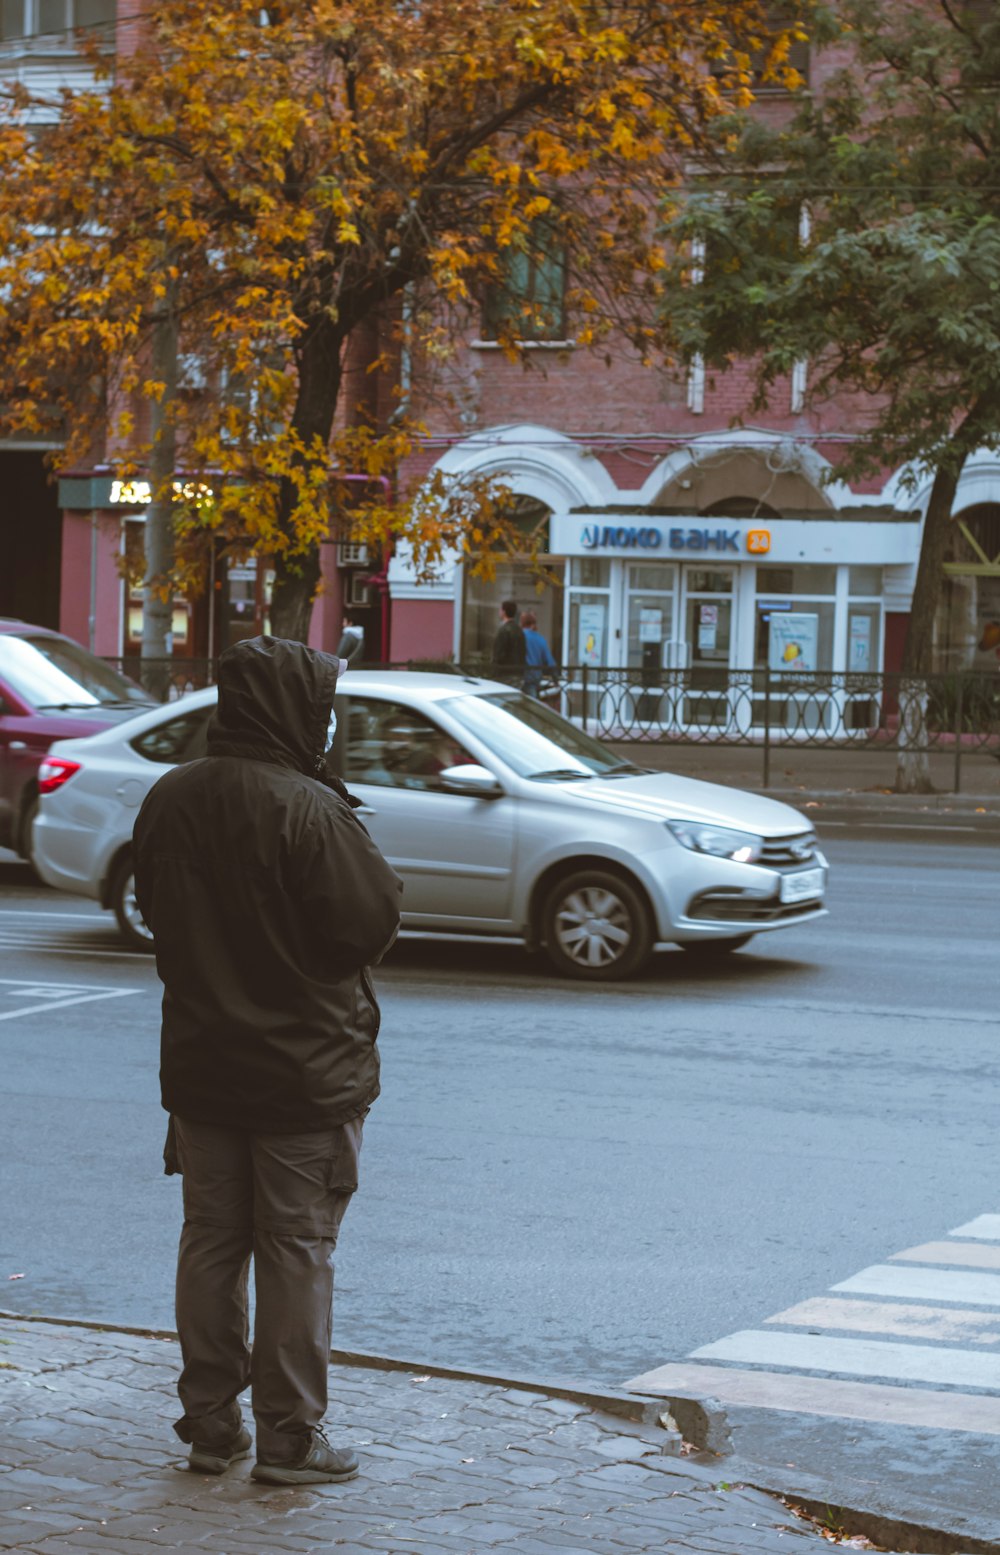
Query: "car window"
130 707 211 766
343 697 475 793
0 634 148 709
443 690 623 778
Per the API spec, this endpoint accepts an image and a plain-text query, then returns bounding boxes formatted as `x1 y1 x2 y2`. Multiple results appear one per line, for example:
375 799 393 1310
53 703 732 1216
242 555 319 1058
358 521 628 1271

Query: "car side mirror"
439 763 504 799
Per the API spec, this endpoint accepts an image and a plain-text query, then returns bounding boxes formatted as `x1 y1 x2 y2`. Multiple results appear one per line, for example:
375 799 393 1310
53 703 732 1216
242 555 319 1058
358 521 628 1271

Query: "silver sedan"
33 671 827 978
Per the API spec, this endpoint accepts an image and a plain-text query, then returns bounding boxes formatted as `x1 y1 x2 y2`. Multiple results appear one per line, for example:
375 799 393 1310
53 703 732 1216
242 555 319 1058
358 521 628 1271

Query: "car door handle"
9 740 26 751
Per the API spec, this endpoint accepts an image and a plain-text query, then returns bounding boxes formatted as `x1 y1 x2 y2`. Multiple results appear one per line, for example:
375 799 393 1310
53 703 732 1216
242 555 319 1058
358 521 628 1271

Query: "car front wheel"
110 856 155 952
541 869 653 981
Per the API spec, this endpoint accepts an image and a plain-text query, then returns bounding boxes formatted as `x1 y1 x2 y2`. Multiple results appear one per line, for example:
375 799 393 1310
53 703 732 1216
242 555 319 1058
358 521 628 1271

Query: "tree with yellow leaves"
0 0 794 650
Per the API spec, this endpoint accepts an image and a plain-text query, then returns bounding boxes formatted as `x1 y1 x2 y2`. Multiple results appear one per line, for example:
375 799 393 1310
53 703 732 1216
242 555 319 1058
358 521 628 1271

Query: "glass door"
680 567 737 727
620 563 679 730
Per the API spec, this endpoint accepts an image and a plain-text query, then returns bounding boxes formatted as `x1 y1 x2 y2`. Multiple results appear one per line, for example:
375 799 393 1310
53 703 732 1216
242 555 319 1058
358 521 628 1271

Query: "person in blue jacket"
520 610 556 696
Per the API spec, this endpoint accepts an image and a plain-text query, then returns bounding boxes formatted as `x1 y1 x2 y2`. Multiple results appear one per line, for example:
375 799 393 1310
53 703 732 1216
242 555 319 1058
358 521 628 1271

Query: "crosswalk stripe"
689 1329 1000 1389
766 1296 1000 1344
622 1362 1000 1436
833 1263 1000 1306
891 1240 1000 1271
951 1214 1000 1241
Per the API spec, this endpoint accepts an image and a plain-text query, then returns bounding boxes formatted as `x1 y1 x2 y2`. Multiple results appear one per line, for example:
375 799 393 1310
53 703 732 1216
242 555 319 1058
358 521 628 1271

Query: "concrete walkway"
0 1317 839 1555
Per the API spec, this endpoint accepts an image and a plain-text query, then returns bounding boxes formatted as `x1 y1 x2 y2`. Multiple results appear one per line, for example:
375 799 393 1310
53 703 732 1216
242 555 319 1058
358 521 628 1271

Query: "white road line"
0 979 138 1022
892 1240 1000 1271
0 943 135 959
0 909 105 920
622 1362 1000 1435
767 1296 1000 1345
689 1329 1000 1390
833 1263 1000 1306
952 1214 1000 1241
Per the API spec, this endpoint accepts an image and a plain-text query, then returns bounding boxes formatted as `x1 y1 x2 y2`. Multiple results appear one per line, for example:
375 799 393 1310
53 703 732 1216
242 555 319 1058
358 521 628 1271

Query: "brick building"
6 4 1000 695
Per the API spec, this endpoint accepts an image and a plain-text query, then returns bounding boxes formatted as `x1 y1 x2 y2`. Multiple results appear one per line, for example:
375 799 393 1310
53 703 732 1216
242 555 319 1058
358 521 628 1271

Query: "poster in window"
769 612 819 674
848 614 872 672
697 602 718 652
578 604 605 666
638 607 662 644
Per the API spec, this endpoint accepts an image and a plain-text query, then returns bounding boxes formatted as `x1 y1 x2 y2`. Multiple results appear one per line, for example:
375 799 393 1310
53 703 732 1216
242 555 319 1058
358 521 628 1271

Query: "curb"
7 1311 999 1554
725 1459 1000 1555
0 1309 660 1427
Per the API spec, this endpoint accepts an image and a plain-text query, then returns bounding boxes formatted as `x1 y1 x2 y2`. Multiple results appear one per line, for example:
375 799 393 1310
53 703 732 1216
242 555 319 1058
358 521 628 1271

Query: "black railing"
107 657 1000 791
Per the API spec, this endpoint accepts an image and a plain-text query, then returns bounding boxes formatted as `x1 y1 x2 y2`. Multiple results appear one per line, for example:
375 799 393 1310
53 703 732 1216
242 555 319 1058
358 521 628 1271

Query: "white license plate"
780 868 824 904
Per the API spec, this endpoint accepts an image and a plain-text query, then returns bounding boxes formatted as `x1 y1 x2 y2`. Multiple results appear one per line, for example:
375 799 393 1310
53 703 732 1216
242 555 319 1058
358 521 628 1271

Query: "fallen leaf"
7 1274 24 1281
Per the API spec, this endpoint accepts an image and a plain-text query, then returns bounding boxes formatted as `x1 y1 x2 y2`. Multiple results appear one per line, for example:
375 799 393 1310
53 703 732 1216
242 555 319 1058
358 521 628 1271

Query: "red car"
0 621 154 859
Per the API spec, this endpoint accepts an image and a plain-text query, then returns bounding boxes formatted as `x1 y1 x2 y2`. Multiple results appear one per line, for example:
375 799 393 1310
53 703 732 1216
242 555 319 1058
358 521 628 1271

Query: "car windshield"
445 690 634 779
0 635 149 710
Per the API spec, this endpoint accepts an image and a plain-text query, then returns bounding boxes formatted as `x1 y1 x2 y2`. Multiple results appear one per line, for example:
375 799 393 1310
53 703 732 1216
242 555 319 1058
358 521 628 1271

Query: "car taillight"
37 757 82 795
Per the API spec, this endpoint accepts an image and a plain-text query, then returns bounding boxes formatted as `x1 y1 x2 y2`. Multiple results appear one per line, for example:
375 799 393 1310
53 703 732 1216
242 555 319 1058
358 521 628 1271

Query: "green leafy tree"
658 0 1000 790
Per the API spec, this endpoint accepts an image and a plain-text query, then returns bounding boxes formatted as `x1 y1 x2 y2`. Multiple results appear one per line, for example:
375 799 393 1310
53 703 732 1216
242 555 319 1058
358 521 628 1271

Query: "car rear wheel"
541 869 653 981
679 934 751 957
110 856 155 952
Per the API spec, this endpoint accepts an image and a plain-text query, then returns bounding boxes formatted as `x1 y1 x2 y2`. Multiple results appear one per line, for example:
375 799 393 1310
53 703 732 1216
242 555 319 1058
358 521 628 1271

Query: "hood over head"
207 635 346 777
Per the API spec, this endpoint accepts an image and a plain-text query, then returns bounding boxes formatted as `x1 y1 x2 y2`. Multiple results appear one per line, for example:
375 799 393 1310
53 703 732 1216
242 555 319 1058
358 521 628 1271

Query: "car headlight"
666 820 763 864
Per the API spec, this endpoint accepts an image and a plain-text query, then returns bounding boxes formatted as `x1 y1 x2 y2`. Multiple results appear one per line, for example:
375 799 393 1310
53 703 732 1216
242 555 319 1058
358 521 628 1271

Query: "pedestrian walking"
336 612 365 664
133 635 401 1487
490 597 527 680
519 609 556 696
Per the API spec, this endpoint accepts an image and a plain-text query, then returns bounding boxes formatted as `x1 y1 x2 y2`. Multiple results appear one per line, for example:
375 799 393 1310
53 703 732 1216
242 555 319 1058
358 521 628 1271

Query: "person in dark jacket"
133 636 401 1487
490 598 526 679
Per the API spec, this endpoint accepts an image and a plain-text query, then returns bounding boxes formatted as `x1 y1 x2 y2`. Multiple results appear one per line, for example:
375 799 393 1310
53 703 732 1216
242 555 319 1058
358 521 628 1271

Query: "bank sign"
578 522 770 555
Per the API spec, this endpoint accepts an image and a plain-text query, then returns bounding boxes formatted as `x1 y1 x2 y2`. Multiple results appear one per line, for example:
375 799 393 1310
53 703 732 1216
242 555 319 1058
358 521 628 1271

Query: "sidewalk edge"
727 1459 1000 1555
0 1309 658 1424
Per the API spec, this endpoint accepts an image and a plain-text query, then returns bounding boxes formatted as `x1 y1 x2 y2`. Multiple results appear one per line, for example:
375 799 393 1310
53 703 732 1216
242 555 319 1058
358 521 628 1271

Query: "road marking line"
833 1263 1000 1306
952 1215 1000 1241
622 1361 1000 1435
766 1296 1000 1345
689 1330 1000 1390
891 1241 1000 1271
0 979 138 1022
0 909 105 920
0 939 138 960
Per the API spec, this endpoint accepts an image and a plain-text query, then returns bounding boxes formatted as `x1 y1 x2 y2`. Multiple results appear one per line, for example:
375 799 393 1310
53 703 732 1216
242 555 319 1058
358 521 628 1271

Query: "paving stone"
0 1317 836 1555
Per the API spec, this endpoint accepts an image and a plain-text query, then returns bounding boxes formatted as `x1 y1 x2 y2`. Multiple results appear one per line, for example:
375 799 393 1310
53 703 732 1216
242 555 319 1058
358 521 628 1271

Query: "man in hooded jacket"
133 636 401 1486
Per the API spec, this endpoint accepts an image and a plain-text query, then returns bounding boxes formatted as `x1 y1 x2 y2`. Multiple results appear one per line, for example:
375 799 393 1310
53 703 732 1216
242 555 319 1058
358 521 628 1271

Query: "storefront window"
569 558 611 588
569 594 609 666
849 565 882 596
757 564 836 596
935 506 1000 672
461 561 565 664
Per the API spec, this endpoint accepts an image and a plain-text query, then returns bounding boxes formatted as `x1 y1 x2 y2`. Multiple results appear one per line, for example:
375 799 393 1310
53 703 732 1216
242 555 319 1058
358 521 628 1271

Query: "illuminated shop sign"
580 523 767 554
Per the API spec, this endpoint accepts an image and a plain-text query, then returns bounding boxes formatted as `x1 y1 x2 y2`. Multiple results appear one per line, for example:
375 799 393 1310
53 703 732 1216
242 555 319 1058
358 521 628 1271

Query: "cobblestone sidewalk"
0 1318 831 1555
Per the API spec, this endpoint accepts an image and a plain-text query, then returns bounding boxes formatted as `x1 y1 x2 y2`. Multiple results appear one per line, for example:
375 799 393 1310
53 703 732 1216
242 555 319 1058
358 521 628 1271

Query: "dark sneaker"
188 1425 253 1475
251 1429 359 1486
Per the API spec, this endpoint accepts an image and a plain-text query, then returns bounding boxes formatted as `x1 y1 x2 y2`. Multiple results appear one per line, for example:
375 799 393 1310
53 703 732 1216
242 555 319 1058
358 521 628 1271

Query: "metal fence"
109 656 1000 790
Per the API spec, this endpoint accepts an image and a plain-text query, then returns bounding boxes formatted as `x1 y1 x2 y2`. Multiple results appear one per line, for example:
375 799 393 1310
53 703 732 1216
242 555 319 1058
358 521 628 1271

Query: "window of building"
755 564 836 673
1 0 115 41
481 222 568 342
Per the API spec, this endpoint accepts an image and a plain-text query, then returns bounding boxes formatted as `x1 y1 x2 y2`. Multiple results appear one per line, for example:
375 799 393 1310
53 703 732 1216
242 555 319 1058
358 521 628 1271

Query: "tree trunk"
141 278 179 700
894 459 961 793
268 319 343 642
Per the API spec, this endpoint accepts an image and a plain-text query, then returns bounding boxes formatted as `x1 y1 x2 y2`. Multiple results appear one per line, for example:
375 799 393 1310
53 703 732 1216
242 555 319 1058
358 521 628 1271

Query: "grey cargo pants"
169 1114 362 1463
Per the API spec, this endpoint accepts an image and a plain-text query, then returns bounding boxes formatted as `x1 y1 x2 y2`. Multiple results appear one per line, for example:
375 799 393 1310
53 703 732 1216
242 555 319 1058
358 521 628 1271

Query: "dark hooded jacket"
133 636 402 1133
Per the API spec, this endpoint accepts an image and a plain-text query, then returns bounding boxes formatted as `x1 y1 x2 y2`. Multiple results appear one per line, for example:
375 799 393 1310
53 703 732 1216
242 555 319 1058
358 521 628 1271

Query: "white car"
32 671 827 978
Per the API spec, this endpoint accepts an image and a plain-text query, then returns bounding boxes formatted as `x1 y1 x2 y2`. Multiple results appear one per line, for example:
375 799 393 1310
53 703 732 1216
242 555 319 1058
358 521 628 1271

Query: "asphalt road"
0 826 997 1391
